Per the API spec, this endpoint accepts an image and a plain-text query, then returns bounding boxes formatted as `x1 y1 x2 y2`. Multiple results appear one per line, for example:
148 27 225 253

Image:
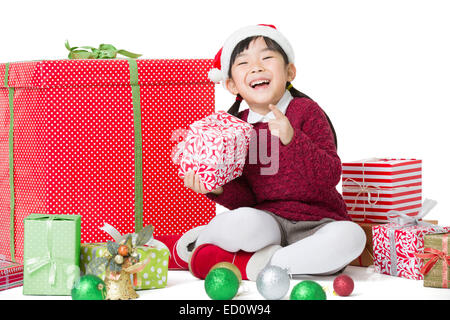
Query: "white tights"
196 207 366 276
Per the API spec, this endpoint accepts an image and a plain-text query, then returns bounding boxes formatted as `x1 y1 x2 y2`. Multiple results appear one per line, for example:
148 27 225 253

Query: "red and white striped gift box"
0 258 23 291
342 158 422 223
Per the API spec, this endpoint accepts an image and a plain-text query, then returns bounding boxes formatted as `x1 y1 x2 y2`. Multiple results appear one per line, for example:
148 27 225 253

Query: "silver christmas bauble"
256 265 290 300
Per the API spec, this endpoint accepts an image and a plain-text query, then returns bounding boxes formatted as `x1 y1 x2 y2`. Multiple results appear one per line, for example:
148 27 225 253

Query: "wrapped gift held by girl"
173 111 253 192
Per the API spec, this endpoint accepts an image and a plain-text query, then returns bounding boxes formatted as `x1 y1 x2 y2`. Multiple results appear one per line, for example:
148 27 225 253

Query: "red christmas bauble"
333 274 354 297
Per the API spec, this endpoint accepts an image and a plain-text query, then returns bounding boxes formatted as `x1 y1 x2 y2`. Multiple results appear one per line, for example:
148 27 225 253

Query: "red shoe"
188 244 281 281
188 244 252 280
172 225 206 269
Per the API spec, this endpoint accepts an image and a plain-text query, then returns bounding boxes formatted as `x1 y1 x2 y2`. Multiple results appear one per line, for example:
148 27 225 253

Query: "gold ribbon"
343 177 381 209
342 161 382 222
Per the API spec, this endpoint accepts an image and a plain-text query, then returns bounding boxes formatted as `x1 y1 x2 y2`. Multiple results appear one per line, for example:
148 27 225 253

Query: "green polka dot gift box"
23 214 81 295
80 242 169 290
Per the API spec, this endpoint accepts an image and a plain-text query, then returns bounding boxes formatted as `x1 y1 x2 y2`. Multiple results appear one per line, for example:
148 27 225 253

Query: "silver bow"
387 198 438 227
100 222 170 254
386 198 445 276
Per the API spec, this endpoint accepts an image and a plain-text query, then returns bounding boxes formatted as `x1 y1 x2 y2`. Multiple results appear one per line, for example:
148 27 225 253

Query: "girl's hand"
183 170 224 195
267 104 294 145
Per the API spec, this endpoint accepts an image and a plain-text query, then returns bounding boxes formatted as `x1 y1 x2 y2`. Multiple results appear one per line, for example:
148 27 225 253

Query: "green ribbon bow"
65 40 142 59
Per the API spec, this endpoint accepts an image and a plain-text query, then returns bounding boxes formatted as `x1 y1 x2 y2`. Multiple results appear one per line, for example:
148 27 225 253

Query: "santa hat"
208 24 295 84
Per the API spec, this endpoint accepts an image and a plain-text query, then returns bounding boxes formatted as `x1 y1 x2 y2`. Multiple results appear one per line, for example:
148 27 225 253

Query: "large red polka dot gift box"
0 59 216 265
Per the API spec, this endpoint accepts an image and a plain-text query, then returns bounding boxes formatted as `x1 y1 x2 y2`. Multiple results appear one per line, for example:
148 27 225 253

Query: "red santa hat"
208 24 295 84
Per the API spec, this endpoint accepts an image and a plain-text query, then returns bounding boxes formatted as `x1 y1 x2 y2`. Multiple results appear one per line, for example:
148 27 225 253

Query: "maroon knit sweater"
206 97 350 221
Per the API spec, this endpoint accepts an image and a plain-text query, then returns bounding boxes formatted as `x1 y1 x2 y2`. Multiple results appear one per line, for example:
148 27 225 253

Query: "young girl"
177 24 365 281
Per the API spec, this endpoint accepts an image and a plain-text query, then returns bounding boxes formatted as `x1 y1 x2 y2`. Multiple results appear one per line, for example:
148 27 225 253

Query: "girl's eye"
237 61 247 66
263 56 273 60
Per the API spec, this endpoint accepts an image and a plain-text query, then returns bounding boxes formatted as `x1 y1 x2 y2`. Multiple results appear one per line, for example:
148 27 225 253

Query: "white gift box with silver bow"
372 199 449 280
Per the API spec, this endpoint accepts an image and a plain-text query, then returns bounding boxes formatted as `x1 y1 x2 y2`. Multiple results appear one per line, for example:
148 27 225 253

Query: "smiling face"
225 37 296 114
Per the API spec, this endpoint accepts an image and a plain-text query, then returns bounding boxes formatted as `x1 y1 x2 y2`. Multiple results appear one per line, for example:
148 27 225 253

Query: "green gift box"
23 214 81 295
80 243 169 290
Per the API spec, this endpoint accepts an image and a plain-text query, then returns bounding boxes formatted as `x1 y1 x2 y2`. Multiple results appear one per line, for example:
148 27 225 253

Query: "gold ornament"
88 224 155 300
104 257 150 300
104 270 138 300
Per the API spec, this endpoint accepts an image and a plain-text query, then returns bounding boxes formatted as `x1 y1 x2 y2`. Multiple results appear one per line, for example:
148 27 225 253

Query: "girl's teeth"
251 80 270 88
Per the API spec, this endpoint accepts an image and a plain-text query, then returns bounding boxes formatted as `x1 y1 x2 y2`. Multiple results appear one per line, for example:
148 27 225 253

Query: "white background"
2 0 449 224
1 0 450 301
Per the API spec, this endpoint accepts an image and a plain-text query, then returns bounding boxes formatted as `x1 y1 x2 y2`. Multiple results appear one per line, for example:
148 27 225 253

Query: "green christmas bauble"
204 267 239 300
210 262 242 283
290 280 327 300
71 275 107 300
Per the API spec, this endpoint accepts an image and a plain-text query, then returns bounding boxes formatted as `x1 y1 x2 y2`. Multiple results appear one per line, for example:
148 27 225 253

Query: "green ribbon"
4 63 15 262
24 216 79 287
65 41 142 59
128 59 143 233
65 41 145 233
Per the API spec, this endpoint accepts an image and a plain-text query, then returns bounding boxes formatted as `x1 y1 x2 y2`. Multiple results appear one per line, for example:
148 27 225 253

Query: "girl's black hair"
226 36 338 149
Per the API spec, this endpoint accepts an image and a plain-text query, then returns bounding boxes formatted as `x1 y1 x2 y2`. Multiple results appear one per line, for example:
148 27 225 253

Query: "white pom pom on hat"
207 68 225 84
208 24 295 85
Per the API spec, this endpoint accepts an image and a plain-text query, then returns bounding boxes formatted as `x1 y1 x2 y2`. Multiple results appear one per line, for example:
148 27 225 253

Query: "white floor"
1 266 449 300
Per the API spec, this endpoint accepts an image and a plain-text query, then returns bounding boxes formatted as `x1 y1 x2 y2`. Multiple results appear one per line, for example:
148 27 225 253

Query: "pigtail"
287 82 338 149
227 94 243 117
286 82 311 100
